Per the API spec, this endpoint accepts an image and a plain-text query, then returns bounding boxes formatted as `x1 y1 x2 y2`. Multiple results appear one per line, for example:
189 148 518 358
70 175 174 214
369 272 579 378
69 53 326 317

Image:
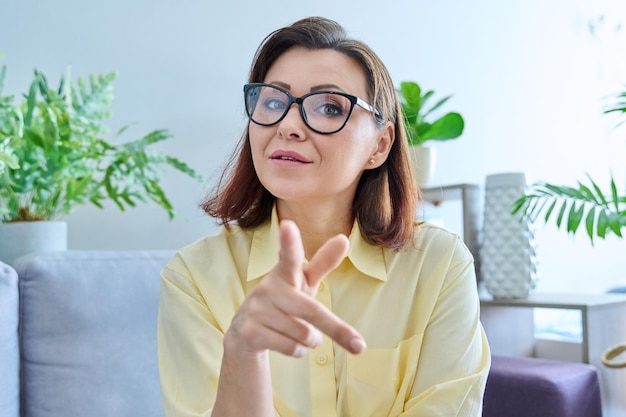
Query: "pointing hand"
227 220 366 357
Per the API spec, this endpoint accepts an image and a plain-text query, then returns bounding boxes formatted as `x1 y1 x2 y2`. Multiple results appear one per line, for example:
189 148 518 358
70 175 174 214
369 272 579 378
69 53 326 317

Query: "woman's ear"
367 121 395 169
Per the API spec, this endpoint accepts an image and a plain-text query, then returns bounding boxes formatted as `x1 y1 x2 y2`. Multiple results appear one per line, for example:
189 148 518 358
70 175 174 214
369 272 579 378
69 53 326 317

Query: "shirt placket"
309 281 338 417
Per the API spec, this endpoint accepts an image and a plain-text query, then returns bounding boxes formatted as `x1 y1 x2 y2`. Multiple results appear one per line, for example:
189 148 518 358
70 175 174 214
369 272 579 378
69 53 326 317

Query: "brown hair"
201 16 418 249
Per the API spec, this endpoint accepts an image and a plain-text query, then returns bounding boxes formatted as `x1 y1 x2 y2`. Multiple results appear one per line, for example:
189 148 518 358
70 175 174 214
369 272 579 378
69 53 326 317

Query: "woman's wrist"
223 327 269 362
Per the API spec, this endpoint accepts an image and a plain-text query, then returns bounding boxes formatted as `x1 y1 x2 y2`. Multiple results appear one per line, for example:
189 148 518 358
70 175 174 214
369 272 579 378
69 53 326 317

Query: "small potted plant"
0 65 204 264
397 81 465 187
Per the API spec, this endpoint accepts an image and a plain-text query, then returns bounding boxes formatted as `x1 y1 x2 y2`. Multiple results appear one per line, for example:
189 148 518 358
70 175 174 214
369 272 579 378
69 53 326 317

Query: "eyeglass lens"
245 85 355 134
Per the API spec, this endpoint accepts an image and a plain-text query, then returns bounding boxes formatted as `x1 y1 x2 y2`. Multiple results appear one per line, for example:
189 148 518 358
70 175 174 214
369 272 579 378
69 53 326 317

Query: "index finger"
275 219 305 285
280 293 367 355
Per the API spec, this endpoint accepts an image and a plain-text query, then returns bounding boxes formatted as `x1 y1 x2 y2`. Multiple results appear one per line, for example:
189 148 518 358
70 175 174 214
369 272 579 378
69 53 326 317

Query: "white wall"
1 0 624 293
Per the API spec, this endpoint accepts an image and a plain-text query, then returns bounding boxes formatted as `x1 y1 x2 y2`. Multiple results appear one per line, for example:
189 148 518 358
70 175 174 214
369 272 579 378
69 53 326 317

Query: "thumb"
304 233 350 290
276 219 306 286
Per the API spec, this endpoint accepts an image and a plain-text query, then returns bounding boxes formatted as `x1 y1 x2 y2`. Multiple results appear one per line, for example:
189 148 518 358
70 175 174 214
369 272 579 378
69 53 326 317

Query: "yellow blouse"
158 211 490 417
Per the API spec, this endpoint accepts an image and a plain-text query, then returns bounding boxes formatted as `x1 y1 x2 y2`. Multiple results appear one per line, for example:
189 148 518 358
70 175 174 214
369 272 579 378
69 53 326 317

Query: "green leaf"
597 210 609 238
165 155 205 181
420 112 464 141
23 78 39 127
544 199 557 222
556 201 568 229
422 95 452 119
578 181 599 205
608 212 623 237
511 195 527 215
139 129 173 146
35 70 50 100
585 206 596 245
611 176 619 212
399 82 421 108
587 173 608 206
121 194 137 207
398 80 464 146
419 90 435 113
0 151 19 169
566 202 584 234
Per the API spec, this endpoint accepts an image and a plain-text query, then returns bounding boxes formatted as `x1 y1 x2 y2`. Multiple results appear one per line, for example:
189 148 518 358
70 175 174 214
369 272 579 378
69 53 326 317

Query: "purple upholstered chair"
483 355 603 417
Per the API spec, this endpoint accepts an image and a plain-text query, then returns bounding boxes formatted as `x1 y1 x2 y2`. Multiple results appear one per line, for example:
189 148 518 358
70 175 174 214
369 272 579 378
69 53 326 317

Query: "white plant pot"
409 145 436 188
0 221 67 266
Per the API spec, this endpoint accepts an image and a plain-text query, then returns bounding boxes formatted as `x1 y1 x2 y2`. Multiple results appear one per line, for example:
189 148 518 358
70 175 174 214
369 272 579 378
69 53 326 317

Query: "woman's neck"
276 199 353 260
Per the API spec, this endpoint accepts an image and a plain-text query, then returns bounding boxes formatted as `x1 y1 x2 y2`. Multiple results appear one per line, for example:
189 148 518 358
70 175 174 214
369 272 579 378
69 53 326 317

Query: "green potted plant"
512 88 626 245
397 81 465 187
0 65 204 265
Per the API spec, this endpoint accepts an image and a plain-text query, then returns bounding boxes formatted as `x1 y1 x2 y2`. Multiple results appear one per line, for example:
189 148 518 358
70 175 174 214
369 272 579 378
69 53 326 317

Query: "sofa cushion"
0 261 19 417
483 355 602 417
15 250 173 417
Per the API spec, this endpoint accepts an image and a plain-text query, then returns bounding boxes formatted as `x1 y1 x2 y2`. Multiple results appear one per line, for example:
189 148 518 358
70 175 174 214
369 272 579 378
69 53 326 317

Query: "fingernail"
294 345 307 358
349 337 367 353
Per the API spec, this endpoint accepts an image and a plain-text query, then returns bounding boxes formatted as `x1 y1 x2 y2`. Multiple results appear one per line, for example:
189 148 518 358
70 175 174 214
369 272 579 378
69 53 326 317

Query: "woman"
158 16 490 417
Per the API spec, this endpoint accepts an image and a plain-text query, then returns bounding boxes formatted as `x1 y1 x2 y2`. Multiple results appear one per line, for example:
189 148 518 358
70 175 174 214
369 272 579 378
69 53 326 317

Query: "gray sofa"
0 251 604 417
1 251 172 417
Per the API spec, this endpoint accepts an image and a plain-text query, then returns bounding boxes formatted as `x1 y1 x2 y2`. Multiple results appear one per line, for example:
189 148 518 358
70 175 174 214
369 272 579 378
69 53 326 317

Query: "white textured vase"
409 145 436 188
0 221 67 266
480 173 538 299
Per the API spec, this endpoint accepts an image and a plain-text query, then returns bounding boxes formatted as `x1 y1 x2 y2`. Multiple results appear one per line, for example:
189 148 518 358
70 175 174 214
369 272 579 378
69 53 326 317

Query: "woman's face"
249 46 393 208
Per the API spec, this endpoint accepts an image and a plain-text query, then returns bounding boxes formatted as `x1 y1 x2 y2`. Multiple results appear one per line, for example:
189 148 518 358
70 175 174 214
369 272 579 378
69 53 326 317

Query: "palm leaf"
512 176 625 245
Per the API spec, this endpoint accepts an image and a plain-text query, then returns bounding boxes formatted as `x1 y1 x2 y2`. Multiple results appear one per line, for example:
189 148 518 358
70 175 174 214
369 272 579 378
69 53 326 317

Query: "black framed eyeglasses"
243 83 381 135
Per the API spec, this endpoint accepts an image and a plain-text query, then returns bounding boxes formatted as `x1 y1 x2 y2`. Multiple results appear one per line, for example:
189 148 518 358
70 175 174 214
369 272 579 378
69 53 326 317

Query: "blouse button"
316 354 328 365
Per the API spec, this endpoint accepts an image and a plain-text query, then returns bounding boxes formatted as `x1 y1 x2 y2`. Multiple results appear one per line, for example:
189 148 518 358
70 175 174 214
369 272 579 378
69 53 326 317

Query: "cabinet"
480 293 626 417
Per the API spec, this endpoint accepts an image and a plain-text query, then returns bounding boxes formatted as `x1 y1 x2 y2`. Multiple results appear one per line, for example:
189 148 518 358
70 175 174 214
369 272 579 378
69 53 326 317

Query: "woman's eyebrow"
266 81 346 93
268 81 290 89
310 84 344 92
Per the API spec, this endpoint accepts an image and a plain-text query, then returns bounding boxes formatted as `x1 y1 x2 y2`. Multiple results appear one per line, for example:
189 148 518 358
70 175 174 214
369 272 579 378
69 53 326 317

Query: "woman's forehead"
264 47 368 96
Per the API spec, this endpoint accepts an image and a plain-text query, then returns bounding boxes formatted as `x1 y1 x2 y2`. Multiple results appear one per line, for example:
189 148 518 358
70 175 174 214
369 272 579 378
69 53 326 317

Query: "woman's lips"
269 150 312 165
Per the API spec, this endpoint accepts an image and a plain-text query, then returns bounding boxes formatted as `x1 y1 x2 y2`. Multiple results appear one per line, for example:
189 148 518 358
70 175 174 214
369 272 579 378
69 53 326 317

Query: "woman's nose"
277 104 306 140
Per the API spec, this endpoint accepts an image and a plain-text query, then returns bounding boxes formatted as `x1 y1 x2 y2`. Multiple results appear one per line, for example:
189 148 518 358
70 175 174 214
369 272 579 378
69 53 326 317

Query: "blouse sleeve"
402 241 491 417
157 256 223 417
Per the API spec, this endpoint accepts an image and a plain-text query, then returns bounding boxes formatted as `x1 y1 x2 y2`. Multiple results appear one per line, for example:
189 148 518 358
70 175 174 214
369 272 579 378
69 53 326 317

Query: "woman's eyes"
317 102 343 117
260 92 348 117
309 95 349 118
263 97 288 111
